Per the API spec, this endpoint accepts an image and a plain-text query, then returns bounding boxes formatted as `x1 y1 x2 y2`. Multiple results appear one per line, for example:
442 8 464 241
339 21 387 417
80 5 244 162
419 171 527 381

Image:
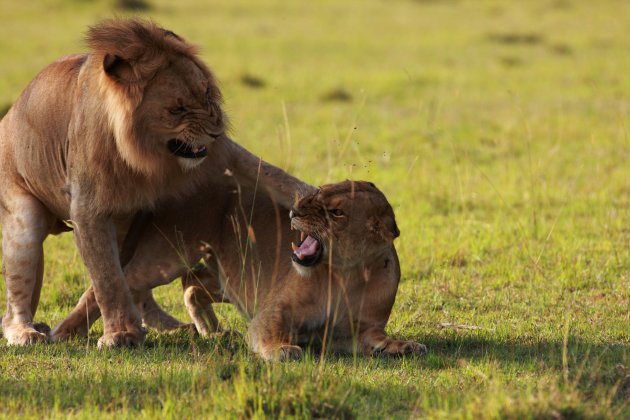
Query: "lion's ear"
103 54 135 83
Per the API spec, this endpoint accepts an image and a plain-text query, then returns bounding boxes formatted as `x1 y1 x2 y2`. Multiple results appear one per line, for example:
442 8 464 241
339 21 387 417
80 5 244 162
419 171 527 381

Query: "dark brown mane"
86 18 198 62
85 18 219 93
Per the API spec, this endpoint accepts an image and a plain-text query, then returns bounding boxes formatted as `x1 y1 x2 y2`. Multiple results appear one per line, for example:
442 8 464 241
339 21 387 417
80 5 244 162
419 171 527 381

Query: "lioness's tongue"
295 235 319 259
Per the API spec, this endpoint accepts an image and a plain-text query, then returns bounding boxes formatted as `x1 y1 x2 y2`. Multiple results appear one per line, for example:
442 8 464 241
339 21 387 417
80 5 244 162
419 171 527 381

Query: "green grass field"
1 0 629 417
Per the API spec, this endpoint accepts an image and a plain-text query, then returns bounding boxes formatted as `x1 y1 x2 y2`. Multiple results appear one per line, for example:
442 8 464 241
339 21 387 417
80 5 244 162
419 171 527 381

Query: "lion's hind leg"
1 192 55 345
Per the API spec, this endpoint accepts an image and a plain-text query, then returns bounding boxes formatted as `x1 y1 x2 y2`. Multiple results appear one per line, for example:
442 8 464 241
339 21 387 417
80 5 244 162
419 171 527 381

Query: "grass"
0 0 628 417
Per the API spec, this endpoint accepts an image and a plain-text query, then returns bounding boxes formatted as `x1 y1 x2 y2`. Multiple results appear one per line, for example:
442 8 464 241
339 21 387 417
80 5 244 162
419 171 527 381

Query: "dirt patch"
115 0 151 11
488 32 544 45
240 73 266 89
321 87 353 103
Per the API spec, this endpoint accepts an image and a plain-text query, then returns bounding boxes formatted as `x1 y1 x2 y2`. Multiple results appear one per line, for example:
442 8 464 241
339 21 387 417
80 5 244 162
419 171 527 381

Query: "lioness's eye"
169 106 187 115
329 209 344 217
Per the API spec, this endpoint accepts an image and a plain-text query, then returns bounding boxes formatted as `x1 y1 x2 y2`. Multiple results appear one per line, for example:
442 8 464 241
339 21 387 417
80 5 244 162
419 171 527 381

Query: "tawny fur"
0 19 312 348
54 180 426 360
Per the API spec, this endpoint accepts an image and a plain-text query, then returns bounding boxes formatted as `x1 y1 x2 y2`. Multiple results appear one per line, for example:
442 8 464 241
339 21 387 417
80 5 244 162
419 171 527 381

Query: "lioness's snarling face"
290 180 400 271
91 20 226 173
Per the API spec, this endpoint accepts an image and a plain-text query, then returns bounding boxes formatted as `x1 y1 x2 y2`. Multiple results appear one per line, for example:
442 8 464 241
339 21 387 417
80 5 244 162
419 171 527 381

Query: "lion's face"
289 181 400 272
135 58 225 170
92 21 227 174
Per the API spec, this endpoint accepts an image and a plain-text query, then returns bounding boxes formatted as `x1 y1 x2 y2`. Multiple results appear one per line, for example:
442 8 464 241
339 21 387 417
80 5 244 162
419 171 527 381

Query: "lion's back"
0 54 87 215
5 54 86 136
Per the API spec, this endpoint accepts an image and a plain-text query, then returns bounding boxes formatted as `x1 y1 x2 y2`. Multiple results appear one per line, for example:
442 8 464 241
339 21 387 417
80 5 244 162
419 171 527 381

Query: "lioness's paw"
277 344 303 361
97 329 146 349
259 344 303 361
381 340 427 357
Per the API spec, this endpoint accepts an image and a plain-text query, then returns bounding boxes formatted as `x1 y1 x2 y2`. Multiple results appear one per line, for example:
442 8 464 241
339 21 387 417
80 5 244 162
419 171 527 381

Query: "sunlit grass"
0 0 628 417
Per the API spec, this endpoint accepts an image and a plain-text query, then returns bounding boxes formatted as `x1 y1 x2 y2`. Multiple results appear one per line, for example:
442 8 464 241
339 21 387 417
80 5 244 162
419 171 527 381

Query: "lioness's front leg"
180 258 231 336
71 211 145 348
1 192 54 345
248 306 303 361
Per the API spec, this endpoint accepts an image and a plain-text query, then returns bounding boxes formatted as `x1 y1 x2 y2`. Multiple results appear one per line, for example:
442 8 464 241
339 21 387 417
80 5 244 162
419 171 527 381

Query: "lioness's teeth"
296 252 305 260
300 232 305 241
291 242 298 251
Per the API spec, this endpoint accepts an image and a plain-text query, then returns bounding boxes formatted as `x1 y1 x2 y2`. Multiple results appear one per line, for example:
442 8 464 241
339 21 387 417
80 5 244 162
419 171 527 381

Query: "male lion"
56 179 427 360
0 19 310 347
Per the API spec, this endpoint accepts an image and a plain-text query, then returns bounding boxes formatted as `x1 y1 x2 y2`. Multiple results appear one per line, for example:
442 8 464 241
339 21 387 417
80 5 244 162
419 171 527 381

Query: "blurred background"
1 0 629 326
2 0 629 276
0 1 628 417
2 0 629 330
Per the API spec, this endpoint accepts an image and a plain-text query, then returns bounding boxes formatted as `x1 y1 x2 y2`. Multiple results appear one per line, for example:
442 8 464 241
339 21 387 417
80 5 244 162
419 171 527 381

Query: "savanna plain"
0 0 628 418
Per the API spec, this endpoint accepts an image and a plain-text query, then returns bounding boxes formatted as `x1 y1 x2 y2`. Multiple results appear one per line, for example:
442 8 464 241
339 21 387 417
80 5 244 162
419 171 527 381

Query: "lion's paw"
4 326 49 345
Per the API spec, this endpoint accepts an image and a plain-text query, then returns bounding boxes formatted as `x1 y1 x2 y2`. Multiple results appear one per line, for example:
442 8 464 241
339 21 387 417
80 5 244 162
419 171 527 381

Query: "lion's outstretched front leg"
1 192 53 345
359 326 427 357
222 137 317 209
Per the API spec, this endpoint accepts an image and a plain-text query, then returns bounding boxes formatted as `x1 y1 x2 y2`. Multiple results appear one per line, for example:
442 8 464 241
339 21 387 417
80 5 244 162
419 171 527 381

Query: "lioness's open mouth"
167 139 208 159
291 231 323 267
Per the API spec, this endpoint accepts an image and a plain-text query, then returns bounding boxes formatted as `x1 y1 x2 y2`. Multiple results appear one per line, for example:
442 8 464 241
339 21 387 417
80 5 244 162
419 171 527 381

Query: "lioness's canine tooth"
300 232 305 241
291 242 298 251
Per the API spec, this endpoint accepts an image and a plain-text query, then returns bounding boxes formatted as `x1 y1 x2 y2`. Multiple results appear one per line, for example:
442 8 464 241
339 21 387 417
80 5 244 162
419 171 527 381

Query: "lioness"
0 19 311 347
56 179 427 360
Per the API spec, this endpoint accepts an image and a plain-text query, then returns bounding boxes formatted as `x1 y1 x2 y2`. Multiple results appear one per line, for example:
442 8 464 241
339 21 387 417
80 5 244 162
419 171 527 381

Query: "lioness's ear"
369 214 400 242
387 216 400 239
103 54 135 83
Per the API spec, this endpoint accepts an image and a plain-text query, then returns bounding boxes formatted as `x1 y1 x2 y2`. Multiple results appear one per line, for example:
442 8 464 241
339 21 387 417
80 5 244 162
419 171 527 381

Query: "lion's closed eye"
169 106 187 115
328 209 344 218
